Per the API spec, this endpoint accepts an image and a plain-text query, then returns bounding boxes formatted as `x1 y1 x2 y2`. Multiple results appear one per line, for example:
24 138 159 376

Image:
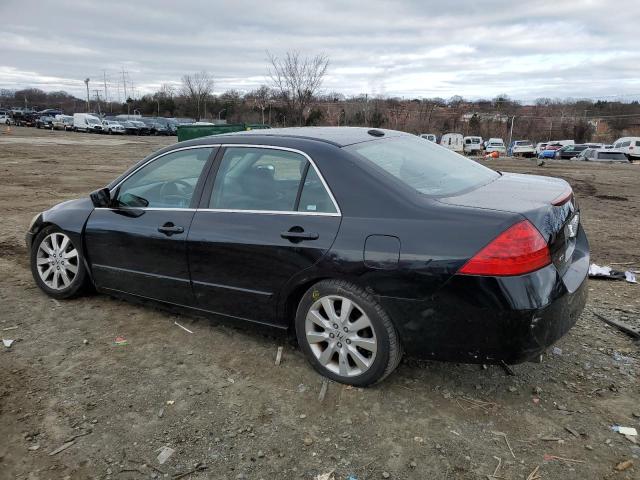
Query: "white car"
419 133 437 142
440 133 464 152
0 114 12 125
73 113 103 133
534 142 548 155
463 136 483 155
102 120 126 134
510 140 535 157
485 138 506 155
612 137 640 160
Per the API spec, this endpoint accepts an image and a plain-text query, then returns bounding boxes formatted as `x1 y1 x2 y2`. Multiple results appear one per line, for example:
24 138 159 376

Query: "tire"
30 225 88 299
295 279 403 386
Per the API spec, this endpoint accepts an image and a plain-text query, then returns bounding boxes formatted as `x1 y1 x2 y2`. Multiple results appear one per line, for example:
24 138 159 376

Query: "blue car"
538 145 562 159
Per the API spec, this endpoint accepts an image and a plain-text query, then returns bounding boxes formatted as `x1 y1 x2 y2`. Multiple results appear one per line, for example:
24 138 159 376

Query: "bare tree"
247 86 272 124
268 51 329 126
181 71 214 120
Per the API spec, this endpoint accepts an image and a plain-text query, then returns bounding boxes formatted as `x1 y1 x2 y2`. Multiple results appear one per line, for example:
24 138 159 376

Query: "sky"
1 0 639 103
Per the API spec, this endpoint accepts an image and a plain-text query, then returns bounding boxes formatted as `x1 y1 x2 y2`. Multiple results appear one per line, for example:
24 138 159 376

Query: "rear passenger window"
298 167 337 213
210 147 305 211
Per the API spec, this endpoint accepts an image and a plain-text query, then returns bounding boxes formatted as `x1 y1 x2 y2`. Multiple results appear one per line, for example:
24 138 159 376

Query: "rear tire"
295 279 403 386
30 225 89 299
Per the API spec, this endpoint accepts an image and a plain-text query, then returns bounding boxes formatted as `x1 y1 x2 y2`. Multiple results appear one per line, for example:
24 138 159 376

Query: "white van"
440 133 464 152
420 133 437 142
73 113 103 133
463 136 483 154
612 137 640 160
485 138 506 154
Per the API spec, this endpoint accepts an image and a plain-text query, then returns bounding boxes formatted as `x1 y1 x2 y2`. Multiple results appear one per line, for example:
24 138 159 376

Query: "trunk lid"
439 172 579 275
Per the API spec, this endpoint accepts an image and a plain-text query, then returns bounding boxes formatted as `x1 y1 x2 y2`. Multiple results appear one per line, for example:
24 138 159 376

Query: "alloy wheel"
36 232 79 290
305 295 378 377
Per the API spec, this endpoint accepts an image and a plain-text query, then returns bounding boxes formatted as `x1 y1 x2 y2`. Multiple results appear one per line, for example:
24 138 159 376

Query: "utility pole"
84 78 90 112
94 90 102 115
122 68 128 101
508 116 516 151
103 70 109 112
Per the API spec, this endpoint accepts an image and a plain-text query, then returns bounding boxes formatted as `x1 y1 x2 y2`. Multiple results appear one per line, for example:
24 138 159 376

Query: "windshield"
87 118 100 125
345 136 499 197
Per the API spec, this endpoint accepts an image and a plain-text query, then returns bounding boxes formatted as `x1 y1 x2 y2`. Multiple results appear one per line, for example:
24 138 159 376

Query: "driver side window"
116 148 213 208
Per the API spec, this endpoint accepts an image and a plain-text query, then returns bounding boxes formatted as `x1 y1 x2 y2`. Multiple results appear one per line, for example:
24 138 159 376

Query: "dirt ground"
0 126 638 480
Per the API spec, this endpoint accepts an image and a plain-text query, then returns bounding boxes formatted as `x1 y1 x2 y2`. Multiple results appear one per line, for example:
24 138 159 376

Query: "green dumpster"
177 123 270 142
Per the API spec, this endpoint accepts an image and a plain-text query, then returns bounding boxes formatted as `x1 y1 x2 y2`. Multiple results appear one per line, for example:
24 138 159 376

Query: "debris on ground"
2 339 15 348
492 431 515 459
314 471 334 480
526 465 541 480
591 310 640 339
589 263 637 283
275 346 283 366
114 336 128 346
49 440 75 456
172 462 207 479
614 459 634 471
318 379 329 402
156 446 175 465
174 321 193 334
611 426 638 436
543 454 585 464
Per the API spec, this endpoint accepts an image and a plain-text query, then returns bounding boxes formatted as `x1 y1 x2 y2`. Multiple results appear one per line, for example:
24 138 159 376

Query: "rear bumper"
380 228 589 364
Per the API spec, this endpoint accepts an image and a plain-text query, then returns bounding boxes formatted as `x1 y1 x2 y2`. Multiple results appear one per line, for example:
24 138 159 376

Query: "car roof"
191 127 410 147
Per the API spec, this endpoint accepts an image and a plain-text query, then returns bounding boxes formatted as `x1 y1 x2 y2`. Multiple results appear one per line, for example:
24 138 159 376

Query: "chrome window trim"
102 143 342 216
109 144 221 194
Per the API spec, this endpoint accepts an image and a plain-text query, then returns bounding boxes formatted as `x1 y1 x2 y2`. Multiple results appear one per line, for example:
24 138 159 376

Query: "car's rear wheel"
295 280 402 386
31 226 88 299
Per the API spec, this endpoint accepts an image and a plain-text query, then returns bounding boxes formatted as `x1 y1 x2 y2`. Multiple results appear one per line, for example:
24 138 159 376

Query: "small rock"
382 472 390 479
303 437 313 446
257 450 265 458
28 445 39 451
532 386 543 395
507 386 517 393
409 461 417 468
83 339 89 345
299 414 307 419
585 445 593 450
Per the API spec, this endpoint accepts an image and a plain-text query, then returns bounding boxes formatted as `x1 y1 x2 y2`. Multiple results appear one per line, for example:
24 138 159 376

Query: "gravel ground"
0 126 639 480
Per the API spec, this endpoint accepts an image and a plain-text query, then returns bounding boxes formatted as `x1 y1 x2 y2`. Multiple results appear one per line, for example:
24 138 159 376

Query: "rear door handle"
158 223 184 236
281 230 319 242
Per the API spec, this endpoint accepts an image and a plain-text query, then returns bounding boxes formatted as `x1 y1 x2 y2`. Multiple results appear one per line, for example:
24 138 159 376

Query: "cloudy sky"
1 0 638 102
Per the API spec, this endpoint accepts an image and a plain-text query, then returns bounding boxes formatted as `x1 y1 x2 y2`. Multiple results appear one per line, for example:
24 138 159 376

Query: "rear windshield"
345 136 499 197
597 152 627 160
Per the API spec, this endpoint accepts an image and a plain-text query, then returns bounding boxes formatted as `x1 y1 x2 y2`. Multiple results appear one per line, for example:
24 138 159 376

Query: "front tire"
295 280 403 386
30 226 88 299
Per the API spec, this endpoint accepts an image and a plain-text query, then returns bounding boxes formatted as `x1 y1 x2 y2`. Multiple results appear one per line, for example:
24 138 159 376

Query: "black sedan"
26 127 589 386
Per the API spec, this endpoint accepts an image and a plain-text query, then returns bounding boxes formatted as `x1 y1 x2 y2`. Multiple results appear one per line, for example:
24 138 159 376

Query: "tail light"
459 220 551 276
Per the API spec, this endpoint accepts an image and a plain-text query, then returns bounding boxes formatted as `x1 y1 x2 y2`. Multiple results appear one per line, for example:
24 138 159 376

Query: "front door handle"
158 223 184 236
281 228 319 242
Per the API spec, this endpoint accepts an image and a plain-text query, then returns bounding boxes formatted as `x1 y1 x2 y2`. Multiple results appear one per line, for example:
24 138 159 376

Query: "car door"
187 145 341 326
85 146 216 305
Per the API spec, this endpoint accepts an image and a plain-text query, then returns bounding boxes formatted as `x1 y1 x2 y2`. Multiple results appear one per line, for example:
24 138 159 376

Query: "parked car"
555 144 590 160
534 142 548 155
463 136 483 155
119 121 140 135
485 138 506 155
419 133 437 142
508 140 535 157
102 120 126 135
612 137 640 160
440 133 464 152
35 115 55 129
13 112 37 127
0 113 12 125
25 127 588 386
131 120 150 135
53 115 74 131
538 144 563 159
73 113 103 133
582 148 629 163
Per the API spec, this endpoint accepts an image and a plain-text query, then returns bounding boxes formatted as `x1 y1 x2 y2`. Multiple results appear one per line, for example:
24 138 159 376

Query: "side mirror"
90 187 111 208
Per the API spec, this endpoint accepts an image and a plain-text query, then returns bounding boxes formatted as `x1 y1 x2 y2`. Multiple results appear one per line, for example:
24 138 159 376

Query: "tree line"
1 52 639 143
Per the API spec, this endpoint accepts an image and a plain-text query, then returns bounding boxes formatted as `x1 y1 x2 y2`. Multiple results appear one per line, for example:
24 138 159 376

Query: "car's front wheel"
30 226 88 299
295 280 403 386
